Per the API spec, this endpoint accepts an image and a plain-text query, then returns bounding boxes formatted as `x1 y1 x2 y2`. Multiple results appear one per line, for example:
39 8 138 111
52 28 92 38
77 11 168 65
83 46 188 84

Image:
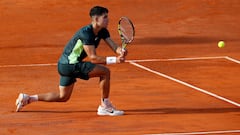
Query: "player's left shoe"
15 93 30 112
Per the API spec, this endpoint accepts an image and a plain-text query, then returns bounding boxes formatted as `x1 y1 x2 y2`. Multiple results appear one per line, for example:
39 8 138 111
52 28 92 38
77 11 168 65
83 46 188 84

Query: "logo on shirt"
95 37 99 41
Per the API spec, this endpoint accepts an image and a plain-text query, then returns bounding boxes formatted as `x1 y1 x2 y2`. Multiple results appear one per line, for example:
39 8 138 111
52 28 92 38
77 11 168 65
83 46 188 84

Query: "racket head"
118 16 135 48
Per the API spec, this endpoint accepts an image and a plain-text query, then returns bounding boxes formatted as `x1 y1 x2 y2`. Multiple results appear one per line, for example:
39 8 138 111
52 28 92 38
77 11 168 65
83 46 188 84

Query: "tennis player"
15 6 127 116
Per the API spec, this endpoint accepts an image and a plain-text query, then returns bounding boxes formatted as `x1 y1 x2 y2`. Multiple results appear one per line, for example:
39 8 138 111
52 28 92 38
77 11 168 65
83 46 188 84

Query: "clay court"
0 0 240 134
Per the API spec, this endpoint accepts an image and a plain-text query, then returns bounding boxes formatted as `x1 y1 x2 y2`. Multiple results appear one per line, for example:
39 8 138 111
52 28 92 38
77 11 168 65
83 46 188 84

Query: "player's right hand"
121 48 128 57
117 55 125 63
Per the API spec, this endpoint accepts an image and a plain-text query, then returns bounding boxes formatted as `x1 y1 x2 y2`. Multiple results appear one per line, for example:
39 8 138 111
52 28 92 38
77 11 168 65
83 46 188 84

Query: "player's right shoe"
97 99 124 116
15 93 30 112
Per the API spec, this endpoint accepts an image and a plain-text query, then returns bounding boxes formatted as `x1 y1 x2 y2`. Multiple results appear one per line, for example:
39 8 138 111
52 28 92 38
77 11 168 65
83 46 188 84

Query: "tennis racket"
118 16 135 49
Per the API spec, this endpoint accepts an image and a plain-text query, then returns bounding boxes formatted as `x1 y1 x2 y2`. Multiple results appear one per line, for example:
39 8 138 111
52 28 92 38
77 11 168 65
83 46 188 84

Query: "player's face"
97 13 109 28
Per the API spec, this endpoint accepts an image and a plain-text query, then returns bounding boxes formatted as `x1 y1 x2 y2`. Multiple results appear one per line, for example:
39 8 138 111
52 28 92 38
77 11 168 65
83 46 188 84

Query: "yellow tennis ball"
218 41 225 48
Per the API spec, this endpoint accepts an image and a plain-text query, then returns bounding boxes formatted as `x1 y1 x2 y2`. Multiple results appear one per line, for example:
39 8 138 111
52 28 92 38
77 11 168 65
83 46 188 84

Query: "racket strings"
119 18 134 43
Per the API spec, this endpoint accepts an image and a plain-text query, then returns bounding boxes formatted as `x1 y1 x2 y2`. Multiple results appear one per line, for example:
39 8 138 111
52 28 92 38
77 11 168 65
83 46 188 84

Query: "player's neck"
92 22 102 35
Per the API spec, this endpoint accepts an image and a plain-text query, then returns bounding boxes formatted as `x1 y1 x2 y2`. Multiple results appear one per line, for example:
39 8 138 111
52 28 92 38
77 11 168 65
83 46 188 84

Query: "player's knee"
58 95 70 102
101 67 110 79
90 65 110 78
58 97 69 102
58 84 73 102
103 67 110 76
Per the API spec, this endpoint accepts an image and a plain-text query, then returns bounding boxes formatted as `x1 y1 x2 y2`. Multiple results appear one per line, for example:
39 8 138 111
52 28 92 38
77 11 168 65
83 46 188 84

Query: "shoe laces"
22 94 30 106
103 100 116 110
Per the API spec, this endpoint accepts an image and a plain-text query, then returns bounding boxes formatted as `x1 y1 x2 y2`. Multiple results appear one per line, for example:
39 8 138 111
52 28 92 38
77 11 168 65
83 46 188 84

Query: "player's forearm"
89 55 106 64
89 55 124 64
104 38 126 56
105 38 121 54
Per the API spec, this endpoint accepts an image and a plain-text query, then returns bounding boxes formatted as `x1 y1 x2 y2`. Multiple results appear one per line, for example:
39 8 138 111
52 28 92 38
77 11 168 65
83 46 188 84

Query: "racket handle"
122 43 127 49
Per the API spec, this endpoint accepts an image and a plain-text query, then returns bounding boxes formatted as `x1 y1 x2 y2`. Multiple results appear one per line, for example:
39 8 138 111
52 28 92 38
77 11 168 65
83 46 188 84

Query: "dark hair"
89 6 108 17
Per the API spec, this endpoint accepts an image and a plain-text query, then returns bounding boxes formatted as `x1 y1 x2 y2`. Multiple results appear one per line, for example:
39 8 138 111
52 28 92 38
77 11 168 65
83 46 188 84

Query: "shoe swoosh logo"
107 109 114 113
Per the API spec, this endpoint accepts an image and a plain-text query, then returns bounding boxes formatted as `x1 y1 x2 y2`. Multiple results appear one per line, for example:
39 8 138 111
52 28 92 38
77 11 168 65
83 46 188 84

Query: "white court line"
0 56 239 68
145 129 240 135
129 61 240 107
126 56 227 63
0 63 57 68
225 56 240 64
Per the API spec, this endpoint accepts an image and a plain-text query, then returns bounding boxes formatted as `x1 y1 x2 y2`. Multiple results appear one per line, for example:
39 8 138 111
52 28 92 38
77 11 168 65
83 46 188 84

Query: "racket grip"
120 47 127 57
121 48 126 52
122 43 127 49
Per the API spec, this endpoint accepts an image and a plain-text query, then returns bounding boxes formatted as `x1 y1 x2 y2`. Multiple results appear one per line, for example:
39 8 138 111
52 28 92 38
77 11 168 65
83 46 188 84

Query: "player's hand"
116 47 128 57
121 48 128 57
117 55 125 63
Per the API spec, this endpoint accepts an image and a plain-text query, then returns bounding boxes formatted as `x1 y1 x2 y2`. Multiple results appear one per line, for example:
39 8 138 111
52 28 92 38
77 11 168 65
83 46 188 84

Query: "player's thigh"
88 64 110 78
59 83 74 99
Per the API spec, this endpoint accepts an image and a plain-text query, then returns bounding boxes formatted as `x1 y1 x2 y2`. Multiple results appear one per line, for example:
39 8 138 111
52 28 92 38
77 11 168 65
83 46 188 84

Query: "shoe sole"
97 111 124 116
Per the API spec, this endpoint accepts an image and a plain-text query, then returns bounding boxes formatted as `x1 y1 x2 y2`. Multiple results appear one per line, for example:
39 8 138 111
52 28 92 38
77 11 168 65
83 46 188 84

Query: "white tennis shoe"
97 100 124 116
15 93 30 112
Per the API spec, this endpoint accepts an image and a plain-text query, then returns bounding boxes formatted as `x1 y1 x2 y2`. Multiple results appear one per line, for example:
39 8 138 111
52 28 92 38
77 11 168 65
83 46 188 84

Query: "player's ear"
95 16 99 22
91 15 98 22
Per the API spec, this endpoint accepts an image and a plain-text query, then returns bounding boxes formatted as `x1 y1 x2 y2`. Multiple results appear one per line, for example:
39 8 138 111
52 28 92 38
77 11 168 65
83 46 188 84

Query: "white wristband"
106 56 117 64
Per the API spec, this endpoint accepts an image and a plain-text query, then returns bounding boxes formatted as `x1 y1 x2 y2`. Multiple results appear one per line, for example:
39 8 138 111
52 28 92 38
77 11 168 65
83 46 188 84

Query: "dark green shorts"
58 62 96 86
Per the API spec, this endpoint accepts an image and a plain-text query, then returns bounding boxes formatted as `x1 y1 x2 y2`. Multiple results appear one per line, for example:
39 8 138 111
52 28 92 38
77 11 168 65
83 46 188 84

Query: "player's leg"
88 64 110 99
16 72 76 112
37 83 74 102
16 83 74 112
87 64 124 116
35 63 77 102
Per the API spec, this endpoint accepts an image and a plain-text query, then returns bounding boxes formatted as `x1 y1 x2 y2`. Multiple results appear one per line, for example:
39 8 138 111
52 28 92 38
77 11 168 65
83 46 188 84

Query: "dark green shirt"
59 24 110 64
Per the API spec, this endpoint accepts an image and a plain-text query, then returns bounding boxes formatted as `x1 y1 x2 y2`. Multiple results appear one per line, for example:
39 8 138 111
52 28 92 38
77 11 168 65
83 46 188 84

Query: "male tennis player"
15 6 127 116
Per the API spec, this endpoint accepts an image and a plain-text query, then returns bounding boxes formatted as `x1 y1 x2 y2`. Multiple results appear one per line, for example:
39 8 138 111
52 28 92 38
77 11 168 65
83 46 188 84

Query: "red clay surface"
0 0 240 135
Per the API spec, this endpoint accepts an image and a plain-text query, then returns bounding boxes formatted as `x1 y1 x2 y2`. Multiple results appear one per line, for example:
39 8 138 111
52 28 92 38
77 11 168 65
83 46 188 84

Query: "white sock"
102 98 109 105
29 95 38 103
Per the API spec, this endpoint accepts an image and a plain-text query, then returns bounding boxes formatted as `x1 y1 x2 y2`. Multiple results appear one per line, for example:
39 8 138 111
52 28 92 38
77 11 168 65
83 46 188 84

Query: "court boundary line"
127 56 240 64
0 63 57 68
145 129 240 135
128 61 240 107
0 56 239 68
126 56 227 63
225 56 240 64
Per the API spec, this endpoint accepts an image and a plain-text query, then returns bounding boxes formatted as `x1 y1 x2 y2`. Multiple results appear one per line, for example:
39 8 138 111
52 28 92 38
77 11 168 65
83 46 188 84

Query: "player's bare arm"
83 44 124 64
105 37 128 57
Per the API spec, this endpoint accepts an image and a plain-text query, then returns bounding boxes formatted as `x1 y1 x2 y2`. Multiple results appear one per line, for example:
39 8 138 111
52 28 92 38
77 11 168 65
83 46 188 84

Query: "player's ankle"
101 98 110 106
29 95 38 103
